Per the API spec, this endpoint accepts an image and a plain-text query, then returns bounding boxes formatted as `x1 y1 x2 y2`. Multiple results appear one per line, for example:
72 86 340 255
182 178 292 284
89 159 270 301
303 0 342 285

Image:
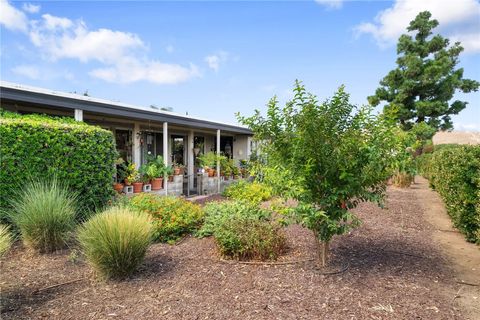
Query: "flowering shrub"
128 194 203 243
223 180 272 205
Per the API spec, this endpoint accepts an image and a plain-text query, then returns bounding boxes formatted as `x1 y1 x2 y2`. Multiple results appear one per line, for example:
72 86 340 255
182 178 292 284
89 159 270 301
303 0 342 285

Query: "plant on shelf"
124 163 138 186
149 156 166 190
198 152 227 177
173 163 185 175
114 158 126 193
165 165 174 182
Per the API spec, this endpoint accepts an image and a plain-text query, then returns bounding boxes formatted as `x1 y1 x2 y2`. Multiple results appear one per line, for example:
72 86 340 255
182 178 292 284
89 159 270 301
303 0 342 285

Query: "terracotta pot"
151 178 163 190
168 175 174 182
174 168 181 175
113 183 124 193
132 182 143 193
124 179 132 186
207 168 215 177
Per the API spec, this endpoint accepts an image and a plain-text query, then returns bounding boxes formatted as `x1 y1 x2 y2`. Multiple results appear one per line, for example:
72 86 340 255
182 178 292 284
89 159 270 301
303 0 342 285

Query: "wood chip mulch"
0 187 467 319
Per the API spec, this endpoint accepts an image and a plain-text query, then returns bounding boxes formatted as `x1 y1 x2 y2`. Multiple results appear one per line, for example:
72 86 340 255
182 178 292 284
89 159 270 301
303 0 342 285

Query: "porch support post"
188 129 194 192
216 129 221 193
132 122 141 169
74 109 83 121
163 122 168 194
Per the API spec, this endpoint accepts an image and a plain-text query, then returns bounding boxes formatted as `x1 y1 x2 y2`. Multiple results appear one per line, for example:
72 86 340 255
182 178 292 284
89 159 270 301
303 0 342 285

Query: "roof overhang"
0 82 253 135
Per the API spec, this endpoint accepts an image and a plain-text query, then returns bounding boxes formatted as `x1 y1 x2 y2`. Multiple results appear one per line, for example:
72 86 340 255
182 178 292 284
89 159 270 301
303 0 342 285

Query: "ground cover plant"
223 180 272 205
77 206 152 279
0 111 117 217
417 145 480 243
238 83 396 267
128 194 203 243
199 201 286 260
8 178 78 253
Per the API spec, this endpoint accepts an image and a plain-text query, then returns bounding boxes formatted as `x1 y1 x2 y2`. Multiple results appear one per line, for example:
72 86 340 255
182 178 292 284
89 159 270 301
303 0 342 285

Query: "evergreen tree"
368 11 479 132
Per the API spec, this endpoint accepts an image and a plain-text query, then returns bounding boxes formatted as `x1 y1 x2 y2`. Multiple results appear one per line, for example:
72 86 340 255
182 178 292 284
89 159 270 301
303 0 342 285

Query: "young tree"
237 82 396 267
368 11 479 132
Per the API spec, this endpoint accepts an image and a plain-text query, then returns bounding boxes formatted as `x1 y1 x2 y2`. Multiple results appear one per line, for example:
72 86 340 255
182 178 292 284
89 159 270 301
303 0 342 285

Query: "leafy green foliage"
199 201 286 260
78 207 152 279
0 224 13 257
0 111 117 217
237 82 396 244
417 145 480 243
223 180 272 205
128 194 203 243
368 11 479 131
8 178 78 253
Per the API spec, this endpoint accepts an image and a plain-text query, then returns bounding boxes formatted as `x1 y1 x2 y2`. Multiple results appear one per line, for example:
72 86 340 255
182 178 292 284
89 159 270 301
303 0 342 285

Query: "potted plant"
114 158 126 193
173 163 185 175
132 173 143 193
165 165 174 182
124 163 137 186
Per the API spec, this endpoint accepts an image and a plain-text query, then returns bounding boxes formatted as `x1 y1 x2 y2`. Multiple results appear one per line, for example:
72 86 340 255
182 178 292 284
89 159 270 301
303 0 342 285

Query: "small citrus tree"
237 82 396 267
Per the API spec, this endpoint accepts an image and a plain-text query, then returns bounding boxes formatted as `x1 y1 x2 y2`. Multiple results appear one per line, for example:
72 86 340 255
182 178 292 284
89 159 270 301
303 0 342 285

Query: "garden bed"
0 186 470 319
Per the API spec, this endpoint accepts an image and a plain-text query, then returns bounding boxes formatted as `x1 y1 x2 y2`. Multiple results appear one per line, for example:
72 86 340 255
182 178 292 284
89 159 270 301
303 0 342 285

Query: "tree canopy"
238 82 396 266
368 11 479 132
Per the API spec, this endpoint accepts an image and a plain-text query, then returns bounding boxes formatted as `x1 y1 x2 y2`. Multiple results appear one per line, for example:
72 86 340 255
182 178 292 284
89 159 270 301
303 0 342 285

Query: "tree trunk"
316 237 330 268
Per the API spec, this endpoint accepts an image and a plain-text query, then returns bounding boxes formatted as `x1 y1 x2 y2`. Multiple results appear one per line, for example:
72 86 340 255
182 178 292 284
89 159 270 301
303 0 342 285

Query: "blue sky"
1 0 479 130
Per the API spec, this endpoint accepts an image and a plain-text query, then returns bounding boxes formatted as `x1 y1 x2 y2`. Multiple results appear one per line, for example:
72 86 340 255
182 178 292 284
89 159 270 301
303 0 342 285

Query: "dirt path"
1 182 479 319
414 176 480 319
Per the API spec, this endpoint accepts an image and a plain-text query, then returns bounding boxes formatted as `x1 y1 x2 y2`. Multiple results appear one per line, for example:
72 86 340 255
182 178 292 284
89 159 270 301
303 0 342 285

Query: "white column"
74 109 83 121
132 122 141 168
247 136 252 158
216 129 221 193
163 122 168 193
188 130 194 191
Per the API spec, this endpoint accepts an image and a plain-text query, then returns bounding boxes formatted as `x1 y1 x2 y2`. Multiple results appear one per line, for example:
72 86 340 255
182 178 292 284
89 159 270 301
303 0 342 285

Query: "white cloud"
0 0 28 32
315 0 343 9
454 122 480 131
90 57 200 84
12 64 40 79
205 51 229 72
22 3 40 14
354 0 480 53
2 2 200 85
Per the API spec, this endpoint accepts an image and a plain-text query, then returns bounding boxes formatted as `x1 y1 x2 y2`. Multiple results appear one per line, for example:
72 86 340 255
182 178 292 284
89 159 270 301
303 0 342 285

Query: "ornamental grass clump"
78 207 152 279
0 224 13 257
9 178 78 253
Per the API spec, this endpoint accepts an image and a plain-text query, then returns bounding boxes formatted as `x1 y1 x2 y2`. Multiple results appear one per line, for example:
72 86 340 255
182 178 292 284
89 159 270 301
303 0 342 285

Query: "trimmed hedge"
0 111 117 218
417 145 480 243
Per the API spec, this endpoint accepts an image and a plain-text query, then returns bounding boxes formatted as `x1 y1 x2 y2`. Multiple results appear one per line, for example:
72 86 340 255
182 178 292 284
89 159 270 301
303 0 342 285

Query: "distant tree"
238 81 396 267
368 11 479 132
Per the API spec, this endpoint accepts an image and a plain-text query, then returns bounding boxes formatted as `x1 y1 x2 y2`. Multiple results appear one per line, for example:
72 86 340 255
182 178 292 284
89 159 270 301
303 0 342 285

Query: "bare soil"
1 181 478 319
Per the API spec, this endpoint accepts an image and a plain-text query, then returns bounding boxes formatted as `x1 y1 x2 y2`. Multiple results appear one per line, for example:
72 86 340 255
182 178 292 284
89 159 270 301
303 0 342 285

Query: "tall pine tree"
368 11 479 132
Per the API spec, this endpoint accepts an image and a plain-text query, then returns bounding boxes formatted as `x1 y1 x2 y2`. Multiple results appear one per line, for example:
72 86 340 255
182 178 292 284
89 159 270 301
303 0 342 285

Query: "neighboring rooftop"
0 81 252 134
433 131 480 145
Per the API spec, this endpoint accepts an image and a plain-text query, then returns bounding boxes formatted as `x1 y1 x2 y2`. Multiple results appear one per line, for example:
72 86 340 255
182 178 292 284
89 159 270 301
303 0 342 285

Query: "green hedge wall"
417 145 480 244
0 111 117 218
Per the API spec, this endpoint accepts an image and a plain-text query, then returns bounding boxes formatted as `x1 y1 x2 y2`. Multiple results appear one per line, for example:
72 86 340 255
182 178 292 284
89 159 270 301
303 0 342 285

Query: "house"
0 81 254 196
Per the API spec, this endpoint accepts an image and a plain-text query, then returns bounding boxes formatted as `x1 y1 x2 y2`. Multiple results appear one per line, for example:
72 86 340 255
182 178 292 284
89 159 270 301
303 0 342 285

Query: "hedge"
0 111 117 219
417 145 480 244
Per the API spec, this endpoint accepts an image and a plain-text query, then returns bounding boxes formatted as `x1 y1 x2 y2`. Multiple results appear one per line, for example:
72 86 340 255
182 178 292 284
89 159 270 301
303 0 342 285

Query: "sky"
1 0 479 131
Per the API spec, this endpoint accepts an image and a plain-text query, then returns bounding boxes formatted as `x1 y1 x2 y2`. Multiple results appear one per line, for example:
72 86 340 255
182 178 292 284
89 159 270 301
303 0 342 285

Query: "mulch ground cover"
0 186 466 319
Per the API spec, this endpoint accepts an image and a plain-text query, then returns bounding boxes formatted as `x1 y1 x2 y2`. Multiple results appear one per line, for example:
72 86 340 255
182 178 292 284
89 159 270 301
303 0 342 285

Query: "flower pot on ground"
151 178 163 190
132 182 143 193
113 182 124 193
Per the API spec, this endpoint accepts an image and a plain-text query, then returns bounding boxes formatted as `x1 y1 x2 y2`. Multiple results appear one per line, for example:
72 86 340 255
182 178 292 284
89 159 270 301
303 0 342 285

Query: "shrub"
128 194 203 243
0 111 117 218
0 224 13 257
199 201 286 260
8 178 78 252
78 207 152 279
223 180 272 205
418 145 480 243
